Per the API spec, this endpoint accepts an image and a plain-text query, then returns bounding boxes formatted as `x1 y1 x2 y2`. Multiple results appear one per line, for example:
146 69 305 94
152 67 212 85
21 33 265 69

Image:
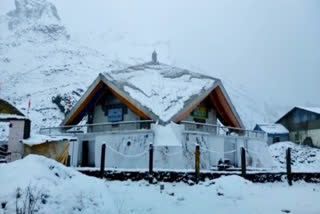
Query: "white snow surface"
269 141 320 172
105 63 216 122
256 123 289 134
1 155 320 214
0 155 115 213
21 134 75 146
0 113 27 120
152 122 183 146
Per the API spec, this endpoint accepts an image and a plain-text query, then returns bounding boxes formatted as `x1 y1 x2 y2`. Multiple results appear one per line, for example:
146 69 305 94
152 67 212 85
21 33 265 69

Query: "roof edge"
60 75 103 126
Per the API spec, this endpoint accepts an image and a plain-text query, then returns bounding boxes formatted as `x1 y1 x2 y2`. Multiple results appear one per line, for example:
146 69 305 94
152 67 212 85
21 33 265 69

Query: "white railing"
40 120 264 139
180 120 265 139
39 120 155 136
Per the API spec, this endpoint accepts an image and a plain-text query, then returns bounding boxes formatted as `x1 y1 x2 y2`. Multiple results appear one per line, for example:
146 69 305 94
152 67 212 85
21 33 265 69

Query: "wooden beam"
210 87 241 128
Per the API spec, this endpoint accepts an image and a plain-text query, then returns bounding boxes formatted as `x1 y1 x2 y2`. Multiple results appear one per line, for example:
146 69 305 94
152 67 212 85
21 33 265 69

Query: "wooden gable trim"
210 86 241 128
64 79 152 126
173 95 209 123
173 84 242 128
65 81 106 125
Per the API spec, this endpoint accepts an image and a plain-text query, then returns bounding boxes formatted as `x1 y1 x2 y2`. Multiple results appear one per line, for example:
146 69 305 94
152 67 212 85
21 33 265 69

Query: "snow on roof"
22 134 76 146
297 106 320 115
103 62 217 122
0 113 27 120
256 123 289 134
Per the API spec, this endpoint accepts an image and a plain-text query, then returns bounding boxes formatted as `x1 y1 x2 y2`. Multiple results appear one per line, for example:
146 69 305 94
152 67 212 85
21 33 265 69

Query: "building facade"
277 107 320 147
254 123 289 145
0 99 31 162
41 55 271 169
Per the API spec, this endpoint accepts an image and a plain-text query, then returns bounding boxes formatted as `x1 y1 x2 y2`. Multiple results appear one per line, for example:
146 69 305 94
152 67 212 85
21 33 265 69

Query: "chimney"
152 51 157 63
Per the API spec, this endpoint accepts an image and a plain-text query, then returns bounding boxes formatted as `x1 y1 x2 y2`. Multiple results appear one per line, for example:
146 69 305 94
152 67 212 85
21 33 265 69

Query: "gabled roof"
255 123 289 134
276 106 320 123
0 99 27 121
61 61 244 128
296 107 320 115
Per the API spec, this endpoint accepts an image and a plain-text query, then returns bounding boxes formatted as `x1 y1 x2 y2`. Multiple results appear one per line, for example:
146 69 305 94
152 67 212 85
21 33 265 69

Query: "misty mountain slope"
0 0 125 131
0 0 273 132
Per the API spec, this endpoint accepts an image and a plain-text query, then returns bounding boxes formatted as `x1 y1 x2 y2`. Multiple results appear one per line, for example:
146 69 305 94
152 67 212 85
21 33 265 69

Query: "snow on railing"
39 120 155 136
180 120 265 139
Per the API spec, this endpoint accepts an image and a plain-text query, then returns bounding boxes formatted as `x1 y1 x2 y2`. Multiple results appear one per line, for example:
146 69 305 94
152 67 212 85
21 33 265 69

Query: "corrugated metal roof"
256 123 289 134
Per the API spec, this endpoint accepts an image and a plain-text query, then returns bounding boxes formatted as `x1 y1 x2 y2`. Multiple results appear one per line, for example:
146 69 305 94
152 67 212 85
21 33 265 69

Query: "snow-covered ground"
1 155 320 214
269 141 320 172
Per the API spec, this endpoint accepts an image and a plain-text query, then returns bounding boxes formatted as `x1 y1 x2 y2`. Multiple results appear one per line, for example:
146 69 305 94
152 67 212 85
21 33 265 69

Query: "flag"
28 99 31 114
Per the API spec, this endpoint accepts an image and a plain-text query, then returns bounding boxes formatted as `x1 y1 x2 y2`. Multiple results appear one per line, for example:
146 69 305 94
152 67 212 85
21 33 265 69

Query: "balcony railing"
180 121 265 139
39 120 155 136
39 120 265 139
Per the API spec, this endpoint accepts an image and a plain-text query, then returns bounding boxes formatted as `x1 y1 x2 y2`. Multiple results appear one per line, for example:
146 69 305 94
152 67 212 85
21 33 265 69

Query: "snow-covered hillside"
0 0 279 133
0 0 125 131
269 142 320 172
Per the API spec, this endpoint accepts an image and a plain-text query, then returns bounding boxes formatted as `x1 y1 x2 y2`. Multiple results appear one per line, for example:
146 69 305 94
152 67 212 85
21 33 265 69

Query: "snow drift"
0 155 115 213
269 141 320 172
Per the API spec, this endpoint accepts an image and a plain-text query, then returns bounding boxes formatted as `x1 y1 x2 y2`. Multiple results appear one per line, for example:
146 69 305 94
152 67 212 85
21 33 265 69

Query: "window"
273 137 280 143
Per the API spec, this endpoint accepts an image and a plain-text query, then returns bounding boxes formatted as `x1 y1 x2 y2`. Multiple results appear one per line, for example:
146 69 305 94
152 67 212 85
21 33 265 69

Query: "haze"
1 0 319 110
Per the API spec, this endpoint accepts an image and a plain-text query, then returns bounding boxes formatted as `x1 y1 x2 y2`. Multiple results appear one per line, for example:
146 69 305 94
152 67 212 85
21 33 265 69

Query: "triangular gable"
61 74 156 126
172 80 244 129
0 99 25 116
63 74 244 129
276 106 320 124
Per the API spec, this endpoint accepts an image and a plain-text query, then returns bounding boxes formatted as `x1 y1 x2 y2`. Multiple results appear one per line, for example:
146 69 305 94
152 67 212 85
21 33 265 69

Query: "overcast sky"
1 0 320 109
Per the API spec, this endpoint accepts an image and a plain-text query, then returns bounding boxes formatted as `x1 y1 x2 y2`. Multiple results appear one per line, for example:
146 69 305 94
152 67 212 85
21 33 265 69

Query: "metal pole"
100 144 106 179
195 144 200 184
286 148 292 186
149 144 153 183
241 147 246 178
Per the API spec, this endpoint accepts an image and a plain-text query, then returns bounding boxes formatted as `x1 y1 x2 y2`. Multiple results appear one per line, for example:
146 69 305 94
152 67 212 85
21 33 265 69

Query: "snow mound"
269 141 320 172
213 175 252 199
0 155 115 213
152 122 183 146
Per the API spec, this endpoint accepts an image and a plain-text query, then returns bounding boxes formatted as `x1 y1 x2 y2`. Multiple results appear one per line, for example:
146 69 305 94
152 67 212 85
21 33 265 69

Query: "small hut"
0 98 30 162
21 135 75 165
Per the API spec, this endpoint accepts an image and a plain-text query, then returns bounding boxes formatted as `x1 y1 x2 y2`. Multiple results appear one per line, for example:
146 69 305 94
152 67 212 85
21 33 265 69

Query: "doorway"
82 141 89 166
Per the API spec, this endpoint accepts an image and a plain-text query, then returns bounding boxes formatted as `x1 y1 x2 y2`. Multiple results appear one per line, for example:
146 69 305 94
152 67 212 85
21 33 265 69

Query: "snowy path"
1 155 319 214
108 179 320 214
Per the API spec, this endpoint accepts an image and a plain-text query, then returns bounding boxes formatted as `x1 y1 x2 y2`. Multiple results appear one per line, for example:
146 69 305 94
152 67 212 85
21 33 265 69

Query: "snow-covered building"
277 106 320 147
0 98 31 162
254 123 289 145
41 53 271 169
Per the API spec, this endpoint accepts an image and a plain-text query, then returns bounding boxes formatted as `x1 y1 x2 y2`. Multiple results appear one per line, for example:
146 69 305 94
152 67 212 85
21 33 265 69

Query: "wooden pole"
241 147 246 178
149 144 153 183
286 148 292 186
100 144 106 179
195 144 200 184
